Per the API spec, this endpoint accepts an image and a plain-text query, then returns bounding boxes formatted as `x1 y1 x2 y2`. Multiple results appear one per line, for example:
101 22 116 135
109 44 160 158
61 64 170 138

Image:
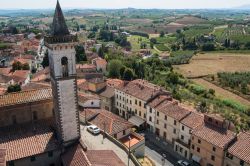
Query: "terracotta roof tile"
87 150 125 166
228 132 250 164
116 79 170 102
0 88 52 107
180 112 204 129
0 119 59 161
80 109 133 135
156 101 191 121
98 86 115 98
62 144 91 166
192 124 236 149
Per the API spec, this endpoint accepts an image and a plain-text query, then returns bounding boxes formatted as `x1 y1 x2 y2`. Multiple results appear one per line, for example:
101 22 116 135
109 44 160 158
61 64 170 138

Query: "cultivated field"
193 78 250 106
174 53 250 78
173 16 206 25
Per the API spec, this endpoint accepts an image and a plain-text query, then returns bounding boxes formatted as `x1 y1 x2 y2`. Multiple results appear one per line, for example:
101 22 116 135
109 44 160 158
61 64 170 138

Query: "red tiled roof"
0 119 59 161
92 57 107 66
228 132 250 164
87 150 125 166
116 79 170 101
76 64 96 70
106 79 124 88
180 112 204 129
192 124 236 149
62 144 91 166
0 88 52 107
80 109 133 135
0 68 11 76
155 101 191 121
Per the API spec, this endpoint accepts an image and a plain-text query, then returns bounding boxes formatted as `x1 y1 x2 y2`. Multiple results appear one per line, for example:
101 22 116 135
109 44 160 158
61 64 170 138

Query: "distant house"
11 70 30 86
92 57 107 73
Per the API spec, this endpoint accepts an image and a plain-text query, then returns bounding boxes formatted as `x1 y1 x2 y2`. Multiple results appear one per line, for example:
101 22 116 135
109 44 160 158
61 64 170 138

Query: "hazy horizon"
1 0 250 10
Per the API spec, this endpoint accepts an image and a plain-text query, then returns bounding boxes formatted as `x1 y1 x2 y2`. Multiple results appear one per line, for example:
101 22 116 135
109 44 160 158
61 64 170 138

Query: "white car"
87 125 101 135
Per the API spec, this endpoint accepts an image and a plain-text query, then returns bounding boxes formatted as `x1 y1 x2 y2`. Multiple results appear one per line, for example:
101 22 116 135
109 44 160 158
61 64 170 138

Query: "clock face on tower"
44 0 80 146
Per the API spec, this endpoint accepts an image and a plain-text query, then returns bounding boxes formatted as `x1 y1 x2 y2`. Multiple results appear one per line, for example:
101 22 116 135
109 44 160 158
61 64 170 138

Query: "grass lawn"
127 35 150 52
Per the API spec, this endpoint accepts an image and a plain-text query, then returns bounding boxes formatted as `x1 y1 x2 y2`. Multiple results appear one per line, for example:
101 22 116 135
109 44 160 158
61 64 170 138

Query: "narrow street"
80 125 135 166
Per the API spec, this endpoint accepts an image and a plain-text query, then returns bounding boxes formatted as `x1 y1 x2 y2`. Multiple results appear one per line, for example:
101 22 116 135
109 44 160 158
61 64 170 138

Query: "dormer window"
61 57 69 77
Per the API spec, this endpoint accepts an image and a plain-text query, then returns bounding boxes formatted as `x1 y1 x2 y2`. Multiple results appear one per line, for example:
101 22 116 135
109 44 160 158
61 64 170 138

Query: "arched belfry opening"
61 57 69 77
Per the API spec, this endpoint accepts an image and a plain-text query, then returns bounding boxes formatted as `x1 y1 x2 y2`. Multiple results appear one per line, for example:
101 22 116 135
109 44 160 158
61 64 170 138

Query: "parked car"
177 160 191 166
87 125 101 135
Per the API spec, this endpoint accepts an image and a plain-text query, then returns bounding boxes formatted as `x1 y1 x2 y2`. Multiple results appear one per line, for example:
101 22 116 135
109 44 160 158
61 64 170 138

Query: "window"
156 120 159 124
30 156 36 162
157 112 159 117
164 123 167 129
144 103 146 108
240 160 245 166
114 134 117 138
135 109 137 114
150 108 152 113
139 111 141 116
226 153 233 160
198 139 201 144
91 102 94 105
123 130 126 135
211 155 215 161
197 147 200 153
173 129 176 134
180 147 183 153
139 101 141 107
213 147 216 152
174 120 177 125
182 126 185 131
149 116 152 122
181 135 184 140
130 100 132 104
165 115 167 120
61 57 69 77
135 99 137 105
144 113 146 118
48 151 53 157
192 144 195 150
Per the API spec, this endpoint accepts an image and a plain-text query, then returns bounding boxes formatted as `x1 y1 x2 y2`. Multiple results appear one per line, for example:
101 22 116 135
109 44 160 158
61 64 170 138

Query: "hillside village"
0 1 250 166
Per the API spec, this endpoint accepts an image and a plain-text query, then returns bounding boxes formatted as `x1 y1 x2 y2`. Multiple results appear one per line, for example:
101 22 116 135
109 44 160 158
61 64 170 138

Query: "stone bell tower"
44 0 80 146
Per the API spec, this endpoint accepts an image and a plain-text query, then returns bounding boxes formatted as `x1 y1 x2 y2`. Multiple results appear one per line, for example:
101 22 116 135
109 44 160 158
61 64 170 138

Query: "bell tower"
44 0 80 146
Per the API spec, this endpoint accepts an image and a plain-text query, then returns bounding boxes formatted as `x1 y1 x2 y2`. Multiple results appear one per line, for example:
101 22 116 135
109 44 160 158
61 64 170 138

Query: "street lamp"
128 136 131 166
162 153 166 166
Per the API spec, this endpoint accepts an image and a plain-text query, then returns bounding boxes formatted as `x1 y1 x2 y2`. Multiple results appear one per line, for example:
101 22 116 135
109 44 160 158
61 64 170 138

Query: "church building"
0 1 125 166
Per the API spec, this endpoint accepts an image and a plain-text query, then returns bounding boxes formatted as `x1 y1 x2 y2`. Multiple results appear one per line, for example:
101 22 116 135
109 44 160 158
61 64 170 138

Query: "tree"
41 50 49 68
123 68 134 81
22 63 30 70
98 46 105 58
108 59 122 78
150 38 157 44
160 31 165 37
75 45 87 63
7 84 21 93
12 61 22 71
202 43 215 51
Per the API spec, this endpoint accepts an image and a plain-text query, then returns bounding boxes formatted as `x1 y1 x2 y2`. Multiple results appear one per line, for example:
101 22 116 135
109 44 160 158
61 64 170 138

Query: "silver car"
87 125 101 135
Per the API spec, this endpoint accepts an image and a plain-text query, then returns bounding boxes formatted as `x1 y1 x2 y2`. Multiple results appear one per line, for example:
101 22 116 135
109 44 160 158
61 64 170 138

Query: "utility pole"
128 136 131 166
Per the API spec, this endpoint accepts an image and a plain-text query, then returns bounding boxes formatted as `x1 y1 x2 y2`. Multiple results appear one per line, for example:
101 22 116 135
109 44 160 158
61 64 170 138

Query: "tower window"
61 57 69 77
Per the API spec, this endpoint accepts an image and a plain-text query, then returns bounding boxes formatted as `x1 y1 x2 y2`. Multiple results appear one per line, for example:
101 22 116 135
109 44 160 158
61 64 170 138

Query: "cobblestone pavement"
80 125 135 166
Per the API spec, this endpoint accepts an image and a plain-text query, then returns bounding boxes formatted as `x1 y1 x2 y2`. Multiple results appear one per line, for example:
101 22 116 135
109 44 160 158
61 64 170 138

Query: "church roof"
51 0 70 36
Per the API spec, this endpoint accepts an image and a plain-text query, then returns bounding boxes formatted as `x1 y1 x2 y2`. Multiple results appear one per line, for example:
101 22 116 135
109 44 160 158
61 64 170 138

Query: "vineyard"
214 26 250 44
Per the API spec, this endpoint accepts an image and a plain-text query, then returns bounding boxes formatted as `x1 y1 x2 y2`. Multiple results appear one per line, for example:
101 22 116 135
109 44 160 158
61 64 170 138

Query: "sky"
1 0 250 9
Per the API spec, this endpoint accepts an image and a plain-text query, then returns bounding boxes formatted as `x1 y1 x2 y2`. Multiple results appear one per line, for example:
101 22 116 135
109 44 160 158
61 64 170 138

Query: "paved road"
80 125 135 166
145 146 174 166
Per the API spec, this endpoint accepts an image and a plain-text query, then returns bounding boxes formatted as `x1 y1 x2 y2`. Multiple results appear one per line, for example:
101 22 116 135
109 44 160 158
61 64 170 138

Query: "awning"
192 155 201 163
128 116 145 127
